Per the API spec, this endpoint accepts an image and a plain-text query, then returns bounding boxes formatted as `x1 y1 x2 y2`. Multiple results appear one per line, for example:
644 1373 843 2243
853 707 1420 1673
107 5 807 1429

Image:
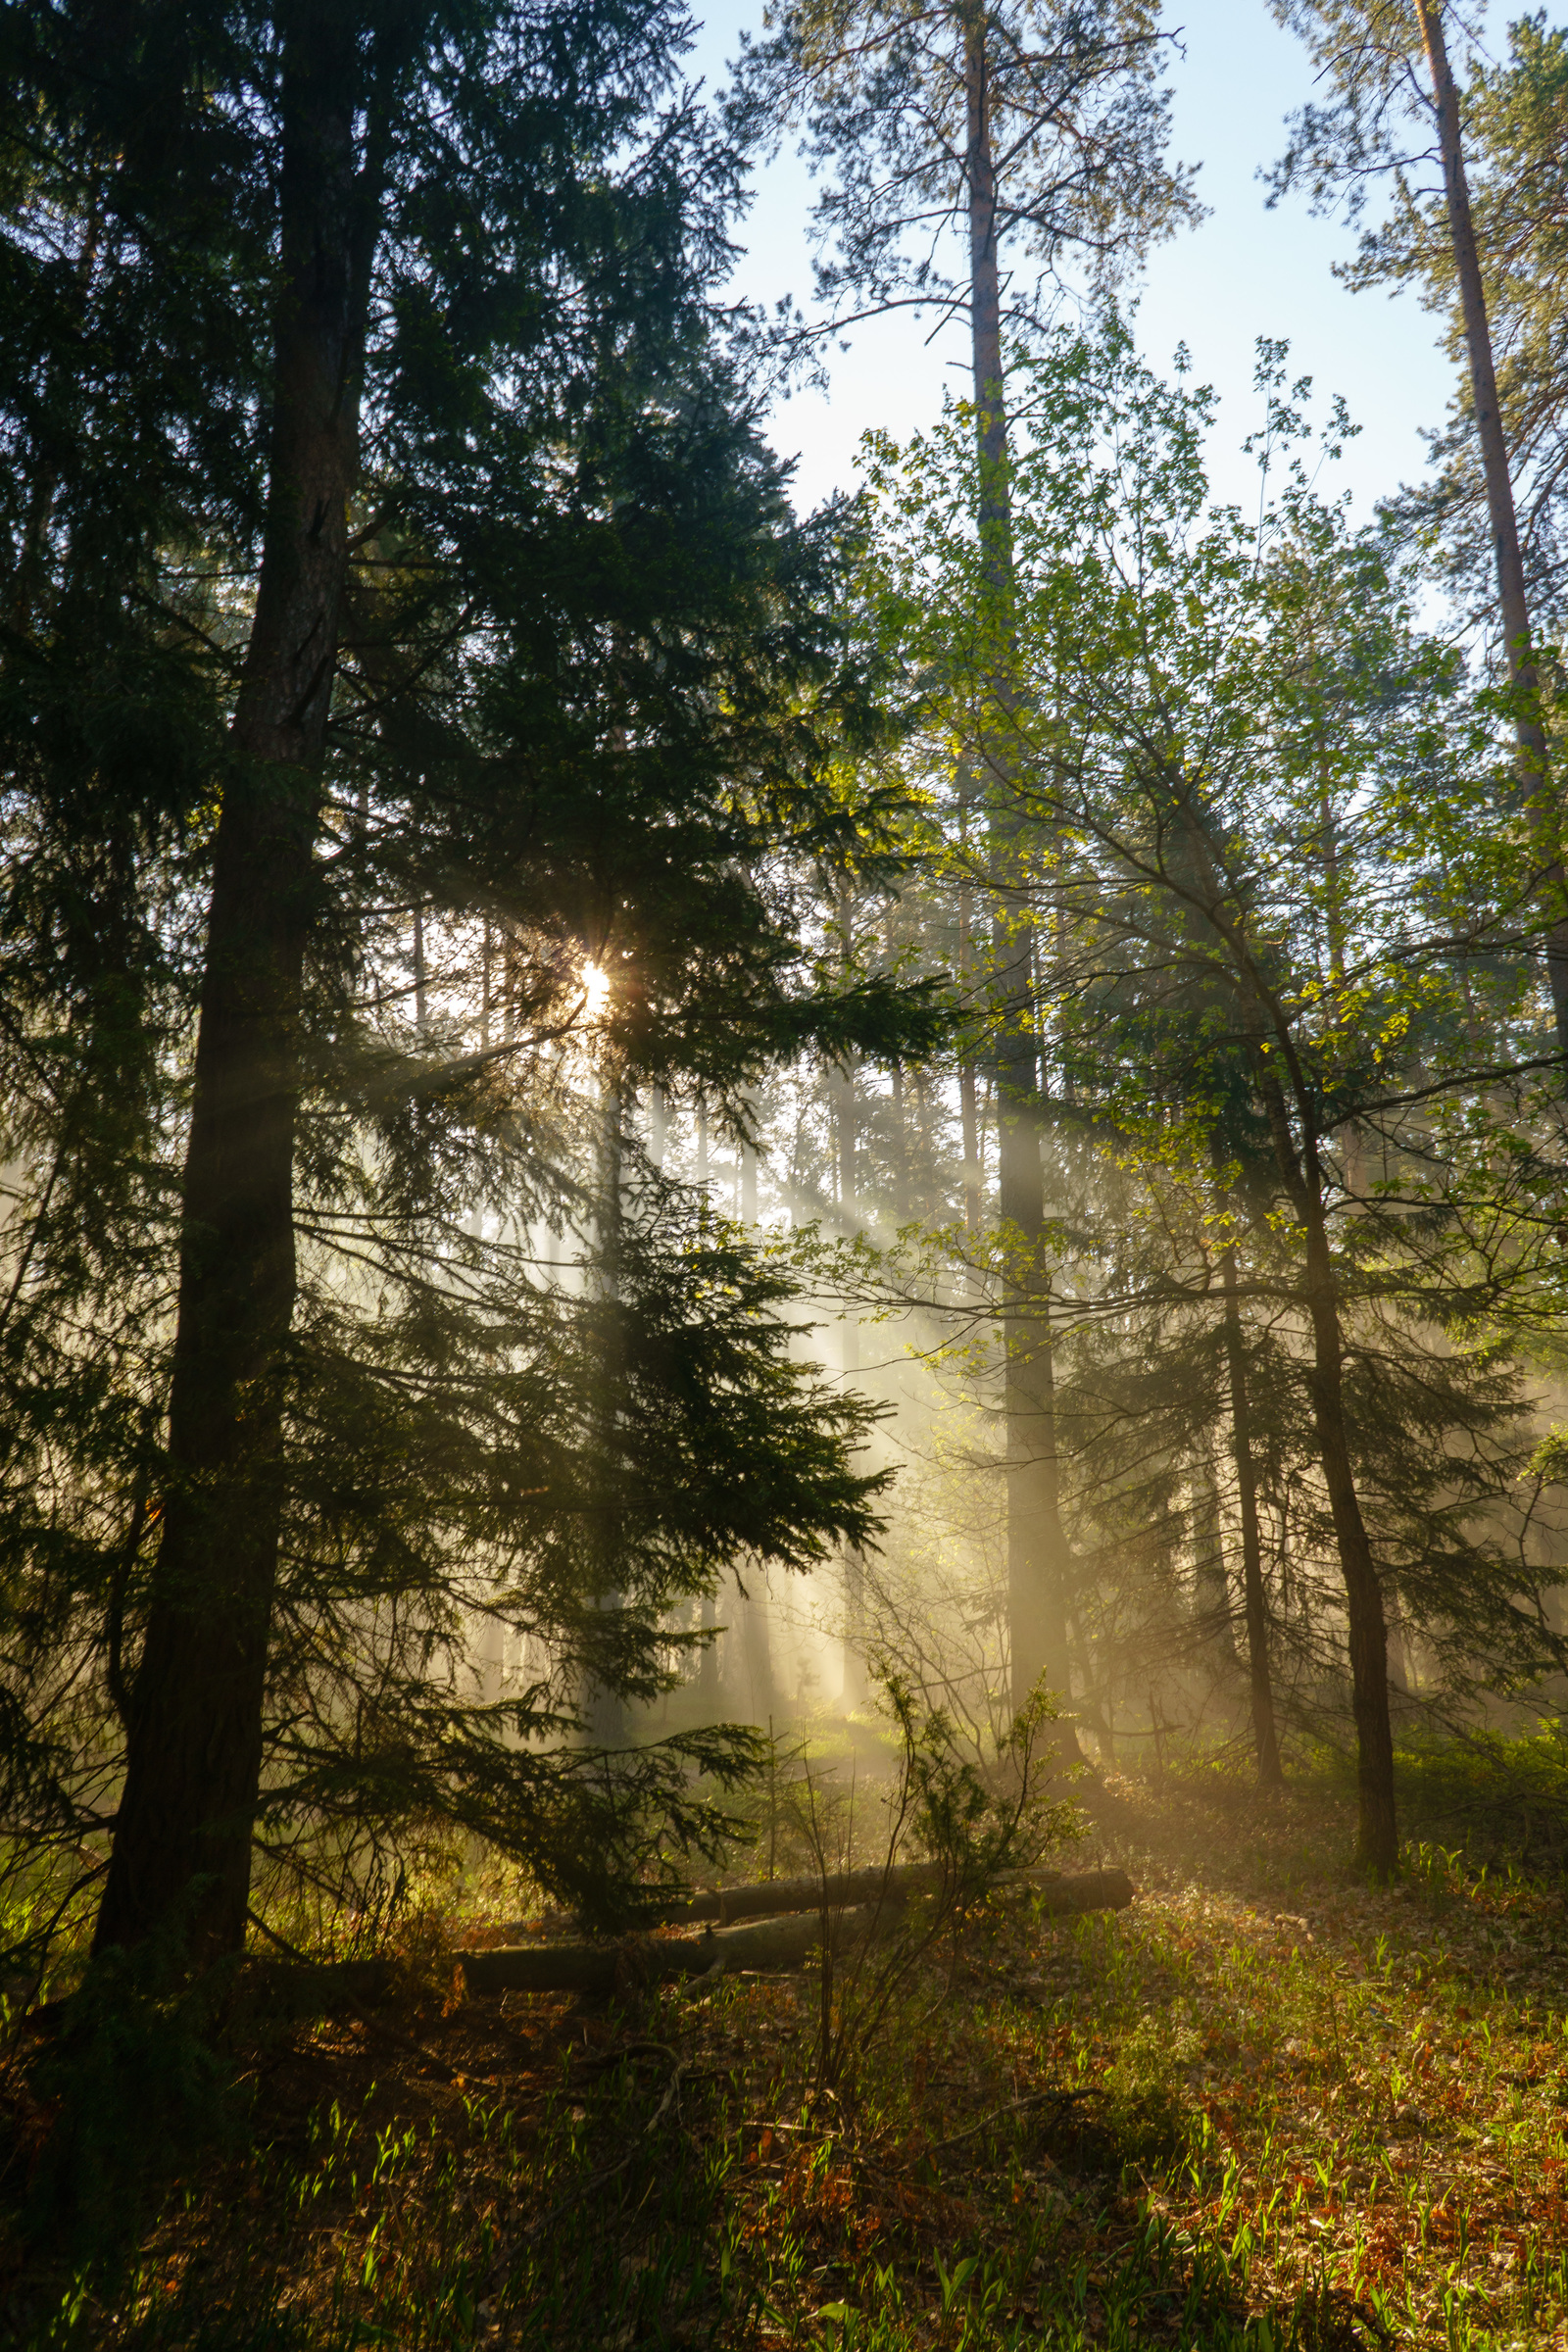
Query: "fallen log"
567 1861 1132 1932
458 1905 880 1997
622 1860 954 1927
460 1868 1134 1997
1012 1866 1134 1916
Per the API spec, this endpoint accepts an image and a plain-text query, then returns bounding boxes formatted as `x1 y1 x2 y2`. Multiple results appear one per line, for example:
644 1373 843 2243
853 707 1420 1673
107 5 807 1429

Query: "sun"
582 960 611 1020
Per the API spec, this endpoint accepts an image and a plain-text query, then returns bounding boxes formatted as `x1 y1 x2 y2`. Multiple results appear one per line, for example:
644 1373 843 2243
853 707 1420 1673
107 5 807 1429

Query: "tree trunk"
1218 1235 1284 1788
957 857 983 1243
1182 789 1391 1861
1413 0 1568 1055
94 19 373 1961
464 1866 1138 1990
585 1084 627 1747
1255 1069 1396 1873
838 1301 868 1708
964 11 1077 1743
698 1592 719 1707
740 1582 779 1727
1191 1441 1235 1659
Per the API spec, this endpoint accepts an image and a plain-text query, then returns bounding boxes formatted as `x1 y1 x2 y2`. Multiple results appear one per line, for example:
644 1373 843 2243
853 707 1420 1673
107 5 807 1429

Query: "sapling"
793 1666 1077 2095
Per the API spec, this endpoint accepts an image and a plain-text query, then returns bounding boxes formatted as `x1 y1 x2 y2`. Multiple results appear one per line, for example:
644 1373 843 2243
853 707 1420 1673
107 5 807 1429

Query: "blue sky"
685 0 1459 522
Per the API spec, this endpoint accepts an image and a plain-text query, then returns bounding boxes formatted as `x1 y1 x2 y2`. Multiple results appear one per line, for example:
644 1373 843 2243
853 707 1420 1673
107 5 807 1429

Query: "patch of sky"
685 0 1464 531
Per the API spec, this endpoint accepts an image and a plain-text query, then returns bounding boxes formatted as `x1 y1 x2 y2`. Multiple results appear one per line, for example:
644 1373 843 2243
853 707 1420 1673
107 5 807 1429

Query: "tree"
862 323 1566 1869
0 0 949 1966
1267 0 1568 1064
1374 18 1568 647
731 0 1195 1726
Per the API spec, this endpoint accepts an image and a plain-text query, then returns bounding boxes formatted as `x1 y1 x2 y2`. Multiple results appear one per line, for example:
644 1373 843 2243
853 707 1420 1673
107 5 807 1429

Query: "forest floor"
6 1763 1568 2350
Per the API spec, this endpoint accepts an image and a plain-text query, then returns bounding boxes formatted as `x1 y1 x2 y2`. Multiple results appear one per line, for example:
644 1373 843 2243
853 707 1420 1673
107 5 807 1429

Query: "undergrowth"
4 1758 1568 2348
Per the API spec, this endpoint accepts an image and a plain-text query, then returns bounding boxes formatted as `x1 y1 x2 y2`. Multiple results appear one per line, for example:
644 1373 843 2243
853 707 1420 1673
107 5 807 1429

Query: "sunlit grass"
7 1763 1568 2348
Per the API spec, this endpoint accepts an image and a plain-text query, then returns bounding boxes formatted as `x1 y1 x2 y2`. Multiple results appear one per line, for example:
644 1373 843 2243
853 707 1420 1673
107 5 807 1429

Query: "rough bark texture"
964 10 1076 1739
463 1906 886 1995
1218 1237 1284 1788
95 16 373 1960
1413 0 1568 1055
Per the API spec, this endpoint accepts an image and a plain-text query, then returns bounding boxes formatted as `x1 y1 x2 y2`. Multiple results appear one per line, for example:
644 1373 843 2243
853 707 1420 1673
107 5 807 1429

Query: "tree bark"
1255 1063 1396 1872
466 1867 1137 1990
1180 792 1391 1862
1217 1232 1284 1788
94 15 374 1960
1412 0 1568 1056
964 9 1077 1743
840 1311 868 1709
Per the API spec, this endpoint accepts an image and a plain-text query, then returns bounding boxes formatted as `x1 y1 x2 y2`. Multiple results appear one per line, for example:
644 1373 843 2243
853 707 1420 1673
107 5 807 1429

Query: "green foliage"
0 0 957 1959
858 317 1568 1793
1392 1717 1568 1865
1101 2006 1200 2165
1270 0 1568 644
729 0 1198 334
794 1668 1078 2094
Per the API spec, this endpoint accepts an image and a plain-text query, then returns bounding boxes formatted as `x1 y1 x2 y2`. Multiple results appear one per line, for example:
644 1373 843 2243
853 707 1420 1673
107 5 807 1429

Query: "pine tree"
732 0 1195 1727
1267 0 1568 1065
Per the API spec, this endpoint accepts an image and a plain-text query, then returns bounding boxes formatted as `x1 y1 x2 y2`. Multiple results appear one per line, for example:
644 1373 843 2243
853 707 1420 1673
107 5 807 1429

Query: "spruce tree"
0 0 947 1965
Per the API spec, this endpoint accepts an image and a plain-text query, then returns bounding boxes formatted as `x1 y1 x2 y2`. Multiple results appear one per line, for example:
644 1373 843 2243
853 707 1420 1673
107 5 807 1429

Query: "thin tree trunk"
1191 1441 1234 1658
1413 0 1568 1054
1255 1065 1396 1872
957 872 982 1241
1181 790 1391 1860
698 1592 719 1706
839 1224 868 1710
964 11 1076 1740
1218 1233 1284 1788
95 20 376 1959
834 872 858 1223
585 1082 627 1748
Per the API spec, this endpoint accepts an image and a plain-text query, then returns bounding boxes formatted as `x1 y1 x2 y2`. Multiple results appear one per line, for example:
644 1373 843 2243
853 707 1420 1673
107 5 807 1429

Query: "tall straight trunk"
839 1309 867 1710
1183 787 1389 1854
742 1129 759 1223
1412 0 1568 1054
833 874 858 1222
95 18 374 1960
1191 1442 1235 1657
699 1592 719 1706
890 1060 911 1218
585 1082 627 1748
1255 1065 1396 1871
740 1583 778 1726
838 1056 867 1711
1217 1233 1284 1788
964 10 1075 1736
957 875 983 1240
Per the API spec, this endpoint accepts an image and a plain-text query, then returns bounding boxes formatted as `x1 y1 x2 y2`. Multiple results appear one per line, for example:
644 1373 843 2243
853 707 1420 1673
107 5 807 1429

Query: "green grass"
6 1758 1568 2348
